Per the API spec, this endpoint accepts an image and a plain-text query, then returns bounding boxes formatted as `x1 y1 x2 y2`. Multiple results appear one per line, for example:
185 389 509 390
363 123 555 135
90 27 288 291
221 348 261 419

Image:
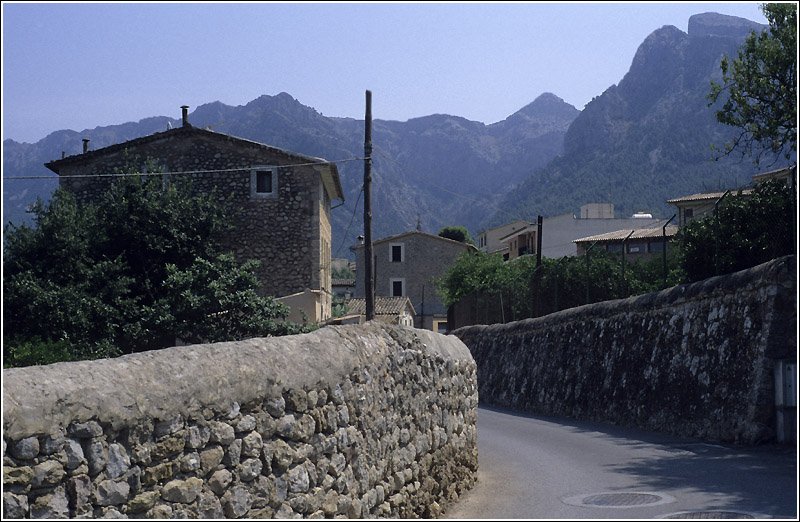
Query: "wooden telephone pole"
364 90 375 321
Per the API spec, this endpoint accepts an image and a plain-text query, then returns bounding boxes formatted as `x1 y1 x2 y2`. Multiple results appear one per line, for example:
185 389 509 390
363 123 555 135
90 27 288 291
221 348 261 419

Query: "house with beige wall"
476 220 529 256
574 226 679 260
667 190 753 227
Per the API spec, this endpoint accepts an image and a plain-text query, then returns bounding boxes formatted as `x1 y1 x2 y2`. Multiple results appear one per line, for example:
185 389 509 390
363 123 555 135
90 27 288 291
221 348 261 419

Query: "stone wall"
2 323 478 518
454 256 796 444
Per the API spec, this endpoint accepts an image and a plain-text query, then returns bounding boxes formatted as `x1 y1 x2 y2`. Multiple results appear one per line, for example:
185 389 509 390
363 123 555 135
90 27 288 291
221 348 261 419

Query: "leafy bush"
3 175 307 367
438 226 475 245
678 178 796 282
437 246 684 322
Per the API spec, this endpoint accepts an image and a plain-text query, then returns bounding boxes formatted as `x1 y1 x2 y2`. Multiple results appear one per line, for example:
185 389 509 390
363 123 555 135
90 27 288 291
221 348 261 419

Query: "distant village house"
573 226 679 260
351 231 476 332
344 296 416 327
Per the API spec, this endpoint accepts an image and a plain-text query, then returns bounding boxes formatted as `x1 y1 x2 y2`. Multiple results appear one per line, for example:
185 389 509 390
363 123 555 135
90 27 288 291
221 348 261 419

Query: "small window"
256 171 272 193
390 278 405 297
250 166 277 198
390 244 404 263
434 320 448 334
649 241 665 253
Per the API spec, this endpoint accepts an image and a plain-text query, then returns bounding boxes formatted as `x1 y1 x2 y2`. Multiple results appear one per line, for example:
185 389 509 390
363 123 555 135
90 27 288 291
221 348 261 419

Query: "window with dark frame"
391 245 403 262
392 280 404 297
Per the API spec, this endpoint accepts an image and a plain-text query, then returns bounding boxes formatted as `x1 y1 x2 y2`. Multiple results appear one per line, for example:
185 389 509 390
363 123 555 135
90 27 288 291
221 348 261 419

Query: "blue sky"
2 2 767 143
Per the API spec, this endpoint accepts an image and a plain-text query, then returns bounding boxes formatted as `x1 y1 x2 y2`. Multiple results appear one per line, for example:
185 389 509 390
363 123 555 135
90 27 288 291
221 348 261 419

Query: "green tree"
3 176 304 367
678 179 795 282
708 3 797 164
438 225 475 245
437 246 685 324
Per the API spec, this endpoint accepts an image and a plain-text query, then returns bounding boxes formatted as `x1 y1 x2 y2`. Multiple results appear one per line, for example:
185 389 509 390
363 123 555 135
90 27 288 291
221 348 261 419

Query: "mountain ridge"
4 12 786 260
491 11 788 228
3 91 580 252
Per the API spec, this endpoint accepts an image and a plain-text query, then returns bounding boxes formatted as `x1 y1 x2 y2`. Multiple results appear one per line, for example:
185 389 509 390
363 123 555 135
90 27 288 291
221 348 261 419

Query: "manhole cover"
660 511 760 519
563 491 676 508
584 492 663 506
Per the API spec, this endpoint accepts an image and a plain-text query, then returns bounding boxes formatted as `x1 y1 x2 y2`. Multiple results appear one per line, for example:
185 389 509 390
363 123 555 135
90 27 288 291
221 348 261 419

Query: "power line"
2 156 367 181
334 186 364 258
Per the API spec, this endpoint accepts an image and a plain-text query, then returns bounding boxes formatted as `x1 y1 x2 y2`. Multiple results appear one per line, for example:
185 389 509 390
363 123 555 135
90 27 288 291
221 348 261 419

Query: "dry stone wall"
2 324 478 518
455 256 796 444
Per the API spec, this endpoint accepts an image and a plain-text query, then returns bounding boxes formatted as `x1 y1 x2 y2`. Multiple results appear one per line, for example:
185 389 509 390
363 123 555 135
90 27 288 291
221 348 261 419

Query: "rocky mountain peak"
688 12 766 39
514 93 579 120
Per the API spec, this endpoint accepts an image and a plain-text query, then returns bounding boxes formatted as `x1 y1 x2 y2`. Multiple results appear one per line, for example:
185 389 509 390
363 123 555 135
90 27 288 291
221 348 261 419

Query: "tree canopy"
436 248 683 323
438 226 475 245
3 176 306 367
677 178 796 282
708 3 797 164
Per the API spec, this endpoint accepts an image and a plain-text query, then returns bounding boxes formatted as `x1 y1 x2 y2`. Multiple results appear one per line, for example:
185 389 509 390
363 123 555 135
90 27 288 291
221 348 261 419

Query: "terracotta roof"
346 296 415 316
573 225 679 244
667 189 752 204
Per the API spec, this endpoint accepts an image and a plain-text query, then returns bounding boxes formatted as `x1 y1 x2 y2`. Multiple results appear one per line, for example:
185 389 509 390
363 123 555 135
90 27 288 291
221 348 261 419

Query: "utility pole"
533 216 543 317
713 190 730 277
621 230 634 295
662 214 676 288
536 215 543 268
585 241 598 304
364 90 374 321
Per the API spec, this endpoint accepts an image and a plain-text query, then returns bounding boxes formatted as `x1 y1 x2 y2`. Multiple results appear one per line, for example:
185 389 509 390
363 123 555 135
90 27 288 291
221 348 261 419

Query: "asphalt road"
444 406 797 519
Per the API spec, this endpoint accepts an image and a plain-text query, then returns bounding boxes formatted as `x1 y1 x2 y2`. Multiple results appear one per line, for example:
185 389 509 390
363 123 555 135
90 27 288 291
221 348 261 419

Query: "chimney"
61 151 66 159
82 138 90 153
181 105 190 127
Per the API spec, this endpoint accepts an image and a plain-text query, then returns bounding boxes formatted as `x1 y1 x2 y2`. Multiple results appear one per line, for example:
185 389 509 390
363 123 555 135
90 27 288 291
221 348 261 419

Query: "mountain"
4 12 786 257
2 92 579 257
492 13 789 225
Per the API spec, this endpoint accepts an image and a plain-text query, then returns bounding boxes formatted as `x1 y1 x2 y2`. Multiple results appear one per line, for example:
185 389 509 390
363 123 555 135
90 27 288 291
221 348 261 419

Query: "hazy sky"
2 1 768 143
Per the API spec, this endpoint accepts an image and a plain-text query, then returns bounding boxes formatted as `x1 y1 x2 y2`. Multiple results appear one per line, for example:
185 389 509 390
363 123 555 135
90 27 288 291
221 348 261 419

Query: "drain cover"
563 491 676 508
584 492 664 506
660 511 759 519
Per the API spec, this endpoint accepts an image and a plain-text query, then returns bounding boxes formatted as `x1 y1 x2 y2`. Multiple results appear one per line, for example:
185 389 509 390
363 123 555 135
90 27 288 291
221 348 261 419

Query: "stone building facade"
352 231 475 332
44 111 343 320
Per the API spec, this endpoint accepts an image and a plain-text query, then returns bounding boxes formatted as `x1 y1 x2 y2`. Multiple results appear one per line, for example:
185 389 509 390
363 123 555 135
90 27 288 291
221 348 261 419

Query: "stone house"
351 231 476 332
44 107 344 322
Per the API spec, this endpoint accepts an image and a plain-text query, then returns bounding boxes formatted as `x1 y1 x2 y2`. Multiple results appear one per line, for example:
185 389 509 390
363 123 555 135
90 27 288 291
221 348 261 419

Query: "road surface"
445 406 797 519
